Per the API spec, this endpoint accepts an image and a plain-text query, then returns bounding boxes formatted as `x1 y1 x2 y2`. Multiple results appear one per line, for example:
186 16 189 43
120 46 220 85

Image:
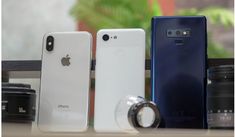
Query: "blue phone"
151 16 207 128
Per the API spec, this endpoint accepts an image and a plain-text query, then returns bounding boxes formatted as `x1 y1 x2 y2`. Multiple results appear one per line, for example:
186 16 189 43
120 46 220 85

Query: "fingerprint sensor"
175 39 184 46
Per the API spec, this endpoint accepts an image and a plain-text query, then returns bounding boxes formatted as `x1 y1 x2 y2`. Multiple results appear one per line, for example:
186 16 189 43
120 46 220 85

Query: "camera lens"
207 65 234 129
46 36 54 51
167 31 172 35
102 34 109 41
2 83 36 122
115 96 160 133
176 30 181 36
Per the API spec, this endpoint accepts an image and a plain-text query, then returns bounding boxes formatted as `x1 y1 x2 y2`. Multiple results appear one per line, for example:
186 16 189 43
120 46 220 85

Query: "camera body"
207 65 234 129
2 83 36 123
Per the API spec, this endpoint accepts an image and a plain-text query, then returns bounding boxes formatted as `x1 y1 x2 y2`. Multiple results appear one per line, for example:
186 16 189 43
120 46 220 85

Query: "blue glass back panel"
151 16 207 128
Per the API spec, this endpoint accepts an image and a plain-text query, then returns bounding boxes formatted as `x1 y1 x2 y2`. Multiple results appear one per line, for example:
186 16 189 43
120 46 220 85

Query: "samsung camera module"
167 29 191 37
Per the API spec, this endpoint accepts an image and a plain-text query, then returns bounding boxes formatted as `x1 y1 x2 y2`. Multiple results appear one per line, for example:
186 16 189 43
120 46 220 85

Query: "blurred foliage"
70 0 161 57
178 7 234 28
178 7 234 58
71 0 234 58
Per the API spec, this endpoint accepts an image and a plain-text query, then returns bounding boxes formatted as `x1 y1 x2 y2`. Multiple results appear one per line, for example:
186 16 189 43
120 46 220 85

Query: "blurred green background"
71 0 234 58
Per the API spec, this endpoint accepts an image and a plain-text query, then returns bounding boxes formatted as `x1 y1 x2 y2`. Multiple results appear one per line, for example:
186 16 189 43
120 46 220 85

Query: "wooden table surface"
2 123 234 137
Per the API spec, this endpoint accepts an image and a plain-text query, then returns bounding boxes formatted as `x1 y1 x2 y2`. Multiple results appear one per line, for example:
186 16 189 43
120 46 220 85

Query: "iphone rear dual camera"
46 36 54 51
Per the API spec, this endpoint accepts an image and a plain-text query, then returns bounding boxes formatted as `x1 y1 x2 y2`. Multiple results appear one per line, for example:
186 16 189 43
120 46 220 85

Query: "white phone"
94 29 146 132
38 32 92 132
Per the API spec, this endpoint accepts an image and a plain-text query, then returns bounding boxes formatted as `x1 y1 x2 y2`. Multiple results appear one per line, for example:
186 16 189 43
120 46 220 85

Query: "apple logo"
61 54 71 66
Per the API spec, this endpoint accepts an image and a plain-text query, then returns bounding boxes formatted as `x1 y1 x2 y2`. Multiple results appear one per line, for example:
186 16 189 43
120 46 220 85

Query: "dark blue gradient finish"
151 16 207 128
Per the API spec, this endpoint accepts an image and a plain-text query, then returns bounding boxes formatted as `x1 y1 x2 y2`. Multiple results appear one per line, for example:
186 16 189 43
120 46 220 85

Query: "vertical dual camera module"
46 36 54 51
167 29 191 37
102 34 117 41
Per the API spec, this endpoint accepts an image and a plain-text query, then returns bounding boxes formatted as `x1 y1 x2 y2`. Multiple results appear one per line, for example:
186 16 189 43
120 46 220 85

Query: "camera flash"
183 31 187 35
48 42 52 45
